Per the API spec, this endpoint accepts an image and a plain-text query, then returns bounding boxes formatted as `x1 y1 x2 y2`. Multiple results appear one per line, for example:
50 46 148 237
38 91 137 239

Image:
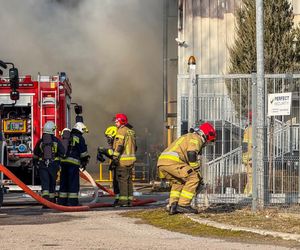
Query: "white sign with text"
268 92 292 116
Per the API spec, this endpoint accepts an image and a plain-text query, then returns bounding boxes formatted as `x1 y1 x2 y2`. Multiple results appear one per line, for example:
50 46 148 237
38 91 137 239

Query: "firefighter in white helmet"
157 122 216 215
58 122 90 206
33 121 65 207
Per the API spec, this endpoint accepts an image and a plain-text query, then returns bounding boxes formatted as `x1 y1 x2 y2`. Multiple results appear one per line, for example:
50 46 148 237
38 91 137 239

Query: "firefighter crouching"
97 125 120 205
157 122 216 215
33 121 65 207
99 114 137 207
58 122 90 206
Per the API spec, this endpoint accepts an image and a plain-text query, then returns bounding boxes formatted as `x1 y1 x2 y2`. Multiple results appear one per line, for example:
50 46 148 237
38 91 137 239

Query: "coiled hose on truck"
0 164 156 212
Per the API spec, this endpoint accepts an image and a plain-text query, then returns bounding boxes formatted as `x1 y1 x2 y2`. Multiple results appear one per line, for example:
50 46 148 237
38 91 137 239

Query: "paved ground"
0 207 292 250
0 191 294 250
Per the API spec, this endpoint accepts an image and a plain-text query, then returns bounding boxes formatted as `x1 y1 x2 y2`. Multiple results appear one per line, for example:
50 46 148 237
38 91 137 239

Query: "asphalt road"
0 190 293 250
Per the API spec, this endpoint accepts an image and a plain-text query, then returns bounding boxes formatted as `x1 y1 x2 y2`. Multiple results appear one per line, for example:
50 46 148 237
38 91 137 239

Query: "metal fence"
177 74 300 209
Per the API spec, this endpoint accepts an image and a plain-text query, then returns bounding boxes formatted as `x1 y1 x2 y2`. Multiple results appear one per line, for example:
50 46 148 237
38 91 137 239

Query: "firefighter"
243 112 252 195
98 114 137 207
33 121 65 207
157 122 216 215
97 125 120 204
58 122 90 206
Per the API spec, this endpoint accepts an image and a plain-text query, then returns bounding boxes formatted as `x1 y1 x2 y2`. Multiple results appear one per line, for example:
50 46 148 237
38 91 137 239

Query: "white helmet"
60 127 71 137
73 122 88 134
43 121 56 134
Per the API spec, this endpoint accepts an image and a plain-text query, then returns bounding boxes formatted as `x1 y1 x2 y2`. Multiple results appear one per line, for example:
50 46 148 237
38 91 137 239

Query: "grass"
122 208 300 248
197 205 300 234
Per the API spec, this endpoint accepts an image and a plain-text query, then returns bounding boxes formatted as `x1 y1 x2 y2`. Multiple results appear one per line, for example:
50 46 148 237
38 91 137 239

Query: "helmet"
247 111 252 123
199 122 216 143
73 122 89 134
43 121 56 134
105 125 117 138
114 113 128 125
61 128 71 138
62 128 71 134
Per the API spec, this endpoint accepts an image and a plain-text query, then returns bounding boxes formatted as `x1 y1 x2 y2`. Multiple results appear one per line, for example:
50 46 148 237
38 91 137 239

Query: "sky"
0 0 164 170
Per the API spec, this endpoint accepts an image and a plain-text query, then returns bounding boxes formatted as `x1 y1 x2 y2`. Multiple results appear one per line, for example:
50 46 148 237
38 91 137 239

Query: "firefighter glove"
97 151 106 162
111 158 119 167
108 162 116 171
81 156 90 170
98 147 107 154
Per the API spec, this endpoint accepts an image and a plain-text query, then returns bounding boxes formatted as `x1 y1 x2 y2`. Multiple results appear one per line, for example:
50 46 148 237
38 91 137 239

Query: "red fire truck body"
0 73 72 185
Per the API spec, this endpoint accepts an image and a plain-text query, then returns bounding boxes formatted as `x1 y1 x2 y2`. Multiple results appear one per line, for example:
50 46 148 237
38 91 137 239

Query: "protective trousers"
159 163 200 206
58 162 80 206
116 165 133 205
112 168 120 200
244 162 252 195
39 161 60 203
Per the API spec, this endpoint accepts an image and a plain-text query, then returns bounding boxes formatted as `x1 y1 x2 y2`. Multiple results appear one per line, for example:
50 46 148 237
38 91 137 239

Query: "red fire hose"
79 171 115 196
0 164 156 212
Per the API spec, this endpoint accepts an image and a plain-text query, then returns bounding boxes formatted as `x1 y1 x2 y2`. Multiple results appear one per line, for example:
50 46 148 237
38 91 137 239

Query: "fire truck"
0 72 74 192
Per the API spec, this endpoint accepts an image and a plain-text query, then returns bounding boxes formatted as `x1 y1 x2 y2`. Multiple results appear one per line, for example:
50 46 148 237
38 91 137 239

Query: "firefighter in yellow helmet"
157 122 216 215
98 114 137 207
243 112 252 195
97 125 120 204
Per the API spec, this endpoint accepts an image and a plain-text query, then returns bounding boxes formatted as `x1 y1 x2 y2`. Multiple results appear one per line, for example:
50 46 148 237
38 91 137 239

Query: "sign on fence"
268 92 292 116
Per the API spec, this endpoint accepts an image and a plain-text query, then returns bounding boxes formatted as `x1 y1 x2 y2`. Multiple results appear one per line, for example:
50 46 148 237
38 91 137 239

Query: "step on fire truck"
0 71 75 196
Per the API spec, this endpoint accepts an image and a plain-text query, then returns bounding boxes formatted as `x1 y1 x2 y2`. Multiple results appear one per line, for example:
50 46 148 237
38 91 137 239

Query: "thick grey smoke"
0 0 163 171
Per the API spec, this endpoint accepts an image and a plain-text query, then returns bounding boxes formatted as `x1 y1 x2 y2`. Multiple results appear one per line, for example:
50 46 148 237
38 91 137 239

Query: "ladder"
40 83 59 137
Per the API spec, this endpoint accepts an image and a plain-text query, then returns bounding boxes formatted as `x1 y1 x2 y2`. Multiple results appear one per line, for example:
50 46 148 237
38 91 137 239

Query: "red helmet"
114 113 128 125
247 111 252 123
199 122 216 142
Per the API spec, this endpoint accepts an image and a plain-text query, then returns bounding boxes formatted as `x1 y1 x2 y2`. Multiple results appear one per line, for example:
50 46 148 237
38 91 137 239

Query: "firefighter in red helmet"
98 113 137 206
157 122 216 215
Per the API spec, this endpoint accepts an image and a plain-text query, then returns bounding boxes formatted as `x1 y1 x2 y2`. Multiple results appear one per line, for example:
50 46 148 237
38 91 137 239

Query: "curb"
186 214 300 242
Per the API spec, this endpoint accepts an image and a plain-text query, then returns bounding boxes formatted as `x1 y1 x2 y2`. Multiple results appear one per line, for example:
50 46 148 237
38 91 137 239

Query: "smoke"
0 0 164 171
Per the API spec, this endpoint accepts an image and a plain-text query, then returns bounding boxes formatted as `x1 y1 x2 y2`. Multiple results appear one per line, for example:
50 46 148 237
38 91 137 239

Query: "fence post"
255 0 265 210
251 73 258 212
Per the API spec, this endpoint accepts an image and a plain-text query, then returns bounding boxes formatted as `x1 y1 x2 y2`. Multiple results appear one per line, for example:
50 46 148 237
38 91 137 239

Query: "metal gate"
178 74 300 208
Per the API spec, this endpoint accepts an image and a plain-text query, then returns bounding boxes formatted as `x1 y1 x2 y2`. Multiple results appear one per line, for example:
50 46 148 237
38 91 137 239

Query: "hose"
0 164 156 211
79 169 100 203
79 171 115 196
79 171 145 202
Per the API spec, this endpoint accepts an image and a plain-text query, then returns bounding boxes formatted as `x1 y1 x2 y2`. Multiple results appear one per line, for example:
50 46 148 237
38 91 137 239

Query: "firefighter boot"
113 199 120 207
168 202 178 215
176 205 198 214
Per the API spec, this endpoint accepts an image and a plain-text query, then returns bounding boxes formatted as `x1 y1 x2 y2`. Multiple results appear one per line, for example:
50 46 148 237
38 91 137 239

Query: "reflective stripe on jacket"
242 125 252 165
157 133 204 168
112 125 137 167
61 130 89 166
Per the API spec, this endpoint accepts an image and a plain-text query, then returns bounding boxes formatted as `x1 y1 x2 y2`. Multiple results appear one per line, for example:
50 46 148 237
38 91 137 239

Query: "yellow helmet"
104 125 117 138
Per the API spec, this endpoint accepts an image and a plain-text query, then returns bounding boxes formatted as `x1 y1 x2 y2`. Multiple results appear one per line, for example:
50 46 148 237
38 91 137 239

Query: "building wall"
178 0 300 75
164 0 179 145
176 0 300 137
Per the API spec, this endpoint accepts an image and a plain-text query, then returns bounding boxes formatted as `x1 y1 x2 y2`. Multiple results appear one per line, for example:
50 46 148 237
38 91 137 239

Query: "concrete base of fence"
195 193 300 205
